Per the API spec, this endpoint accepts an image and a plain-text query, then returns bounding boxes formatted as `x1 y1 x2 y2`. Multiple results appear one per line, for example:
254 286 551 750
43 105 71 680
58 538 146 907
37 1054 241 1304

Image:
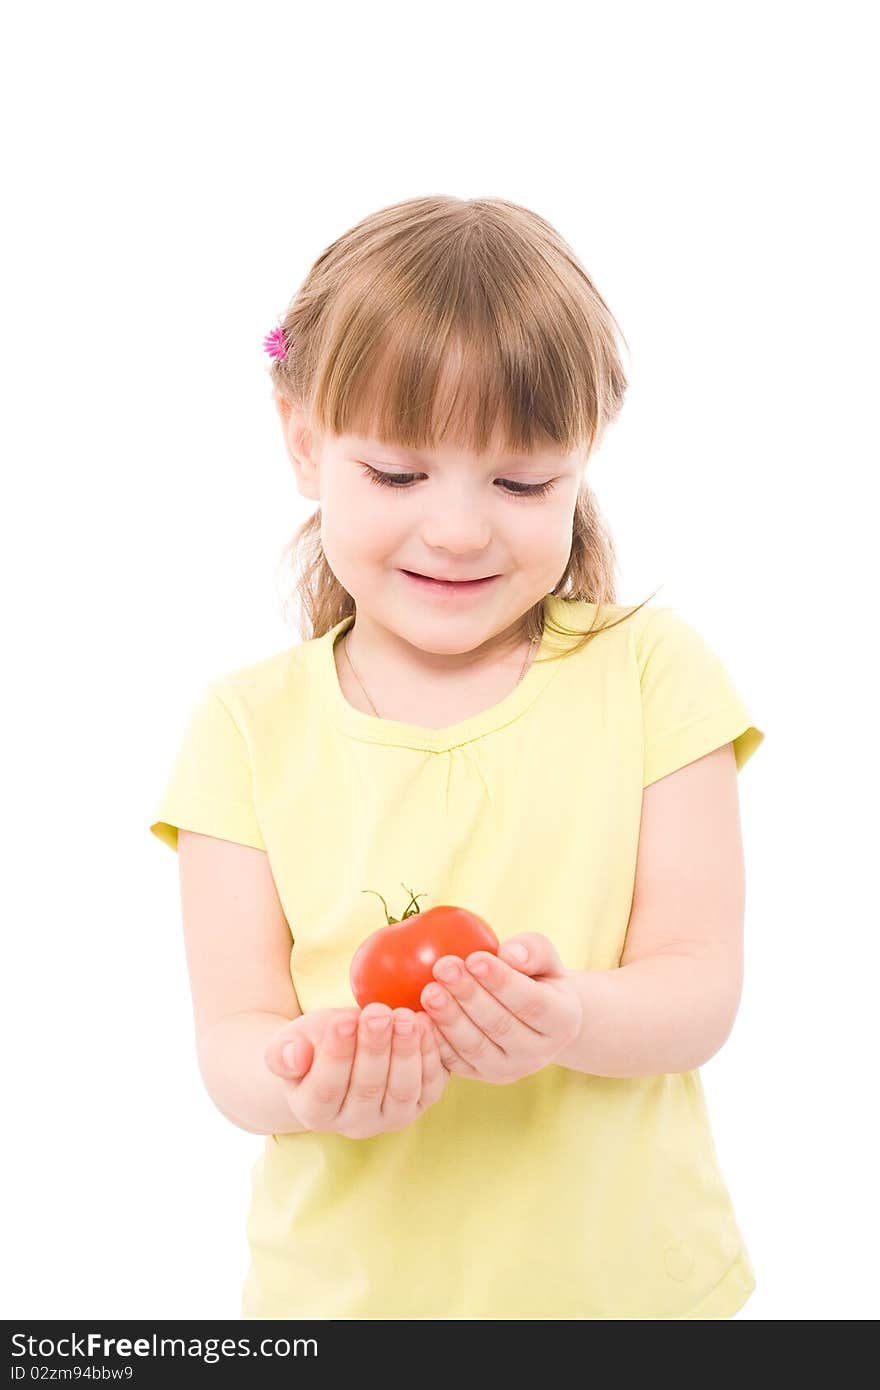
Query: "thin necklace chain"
342 626 539 719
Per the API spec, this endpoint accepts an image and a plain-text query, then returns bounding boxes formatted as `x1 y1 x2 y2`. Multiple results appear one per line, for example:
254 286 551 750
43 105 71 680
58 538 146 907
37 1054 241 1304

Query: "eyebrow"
360 443 560 468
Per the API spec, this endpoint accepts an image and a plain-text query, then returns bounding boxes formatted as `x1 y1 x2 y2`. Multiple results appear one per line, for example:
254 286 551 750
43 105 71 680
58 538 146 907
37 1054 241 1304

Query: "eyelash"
360 464 556 499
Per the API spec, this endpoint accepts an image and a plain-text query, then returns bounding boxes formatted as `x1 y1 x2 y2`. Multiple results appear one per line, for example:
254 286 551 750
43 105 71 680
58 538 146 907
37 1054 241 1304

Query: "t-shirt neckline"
318 594 569 752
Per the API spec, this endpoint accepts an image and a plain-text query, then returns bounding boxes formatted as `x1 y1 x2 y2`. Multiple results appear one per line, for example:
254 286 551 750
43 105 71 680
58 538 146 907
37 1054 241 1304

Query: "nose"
419 491 493 554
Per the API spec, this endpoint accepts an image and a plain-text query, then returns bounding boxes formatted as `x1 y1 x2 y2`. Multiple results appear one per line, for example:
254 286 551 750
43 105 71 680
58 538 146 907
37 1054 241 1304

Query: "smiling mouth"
402 570 498 584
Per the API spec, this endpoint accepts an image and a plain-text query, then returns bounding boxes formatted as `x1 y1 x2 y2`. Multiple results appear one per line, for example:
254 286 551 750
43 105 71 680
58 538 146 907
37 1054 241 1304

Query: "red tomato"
350 889 499 1012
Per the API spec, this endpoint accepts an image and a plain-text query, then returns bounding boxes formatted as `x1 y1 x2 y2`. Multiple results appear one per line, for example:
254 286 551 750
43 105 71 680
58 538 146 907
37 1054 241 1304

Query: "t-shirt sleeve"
637 607 765 787
149 680 266 853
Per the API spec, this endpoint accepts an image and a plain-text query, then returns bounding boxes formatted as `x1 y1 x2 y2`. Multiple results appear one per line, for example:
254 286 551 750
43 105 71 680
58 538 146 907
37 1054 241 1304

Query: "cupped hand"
264 1004 452 1138
419 931 583 1084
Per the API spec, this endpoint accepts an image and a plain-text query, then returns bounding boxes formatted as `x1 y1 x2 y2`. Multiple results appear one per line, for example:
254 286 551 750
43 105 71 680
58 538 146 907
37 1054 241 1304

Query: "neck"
337 622 539 725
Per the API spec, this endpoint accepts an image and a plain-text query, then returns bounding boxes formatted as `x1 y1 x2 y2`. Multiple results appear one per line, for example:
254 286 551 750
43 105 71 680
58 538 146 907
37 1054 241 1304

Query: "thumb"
498 931 566 978
280 1036 314 1077
266 1025 315 1079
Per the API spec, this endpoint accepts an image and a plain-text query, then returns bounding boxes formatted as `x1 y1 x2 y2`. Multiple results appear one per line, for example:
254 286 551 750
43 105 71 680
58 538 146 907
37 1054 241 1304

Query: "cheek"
510 508 578 586
318 506 364 589
321 493 406 572
513 505 573 558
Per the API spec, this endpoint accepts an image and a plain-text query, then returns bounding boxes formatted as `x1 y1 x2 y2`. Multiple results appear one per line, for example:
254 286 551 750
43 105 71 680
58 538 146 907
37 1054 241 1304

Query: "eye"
359 464 555 498
500 478 556 498
360 465 418 488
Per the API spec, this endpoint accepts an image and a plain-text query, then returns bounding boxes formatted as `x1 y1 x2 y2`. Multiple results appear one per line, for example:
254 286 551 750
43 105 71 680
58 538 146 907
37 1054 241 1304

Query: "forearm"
554 953 739 1078
197 1010 311 1136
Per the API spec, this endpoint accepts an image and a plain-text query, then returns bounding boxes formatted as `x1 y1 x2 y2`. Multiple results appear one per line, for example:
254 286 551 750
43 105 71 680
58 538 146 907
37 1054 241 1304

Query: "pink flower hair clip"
263 325 288 361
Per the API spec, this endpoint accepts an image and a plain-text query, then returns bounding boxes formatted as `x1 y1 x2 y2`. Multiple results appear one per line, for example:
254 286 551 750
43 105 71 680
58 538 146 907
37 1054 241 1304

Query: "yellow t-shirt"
149 595 765 1320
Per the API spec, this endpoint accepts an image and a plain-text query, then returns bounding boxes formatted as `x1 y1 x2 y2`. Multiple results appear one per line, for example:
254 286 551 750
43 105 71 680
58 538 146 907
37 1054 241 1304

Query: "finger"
419 1011 460 1094
265 1024 302 1079
422 965 508 1067
381 1009 423 1118
338 1004 395 1122
281 1036 314 1077
296 1016 360 1126
462 949 558 1034
427 952 554 1048
424 1014 473 1077
265 1008 350 1078
496 932 566 978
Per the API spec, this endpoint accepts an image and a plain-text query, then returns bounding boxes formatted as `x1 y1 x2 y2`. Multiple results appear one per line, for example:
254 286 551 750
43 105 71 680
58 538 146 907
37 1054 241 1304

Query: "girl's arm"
177 829 310 1135
197 1009 312 1134
554 949 740 1078
556 742 745 1078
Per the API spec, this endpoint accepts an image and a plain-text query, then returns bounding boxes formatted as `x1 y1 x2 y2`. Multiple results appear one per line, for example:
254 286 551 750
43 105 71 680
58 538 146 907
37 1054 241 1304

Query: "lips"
405 571 494 583
400 569 499 595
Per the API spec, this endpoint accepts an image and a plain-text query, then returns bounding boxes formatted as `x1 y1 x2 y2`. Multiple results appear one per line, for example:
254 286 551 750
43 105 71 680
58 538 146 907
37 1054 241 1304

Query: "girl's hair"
268 195 660 662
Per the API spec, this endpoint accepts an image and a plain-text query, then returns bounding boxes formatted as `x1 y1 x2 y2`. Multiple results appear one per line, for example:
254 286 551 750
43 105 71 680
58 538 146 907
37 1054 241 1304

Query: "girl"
150 194 765 1320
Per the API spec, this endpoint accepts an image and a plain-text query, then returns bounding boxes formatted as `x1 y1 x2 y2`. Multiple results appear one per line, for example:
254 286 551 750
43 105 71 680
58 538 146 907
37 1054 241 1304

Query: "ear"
274 392 321 502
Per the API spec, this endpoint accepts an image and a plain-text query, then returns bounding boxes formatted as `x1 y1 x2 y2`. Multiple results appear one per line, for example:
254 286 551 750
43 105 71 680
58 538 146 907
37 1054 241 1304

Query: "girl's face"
312 428 583 656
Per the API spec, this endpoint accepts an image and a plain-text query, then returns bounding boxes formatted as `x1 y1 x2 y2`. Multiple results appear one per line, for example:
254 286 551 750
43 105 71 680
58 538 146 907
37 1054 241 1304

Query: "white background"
3 0 877 1322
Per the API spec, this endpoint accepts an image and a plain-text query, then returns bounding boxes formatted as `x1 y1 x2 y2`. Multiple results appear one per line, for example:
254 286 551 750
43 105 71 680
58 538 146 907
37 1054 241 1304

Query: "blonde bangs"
276 196 628 459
